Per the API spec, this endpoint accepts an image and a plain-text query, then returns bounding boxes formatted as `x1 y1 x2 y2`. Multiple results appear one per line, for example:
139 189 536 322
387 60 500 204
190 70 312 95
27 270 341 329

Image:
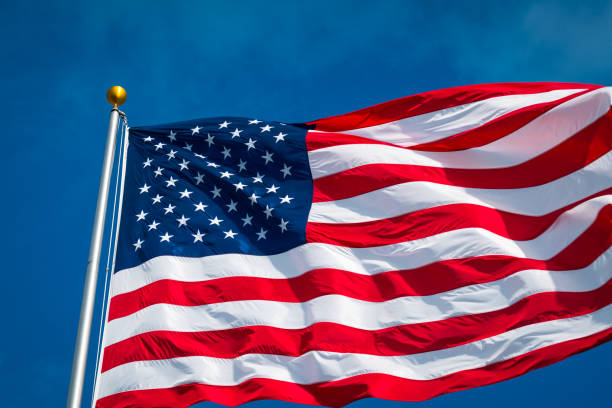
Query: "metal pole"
67 86 126 408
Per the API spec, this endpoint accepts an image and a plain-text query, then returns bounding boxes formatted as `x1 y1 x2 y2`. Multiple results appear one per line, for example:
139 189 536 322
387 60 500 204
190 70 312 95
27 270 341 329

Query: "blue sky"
1 0 611 407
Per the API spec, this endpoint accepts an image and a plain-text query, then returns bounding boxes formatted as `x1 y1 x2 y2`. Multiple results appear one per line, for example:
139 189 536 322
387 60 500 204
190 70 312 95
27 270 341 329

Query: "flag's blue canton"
114 117 313 272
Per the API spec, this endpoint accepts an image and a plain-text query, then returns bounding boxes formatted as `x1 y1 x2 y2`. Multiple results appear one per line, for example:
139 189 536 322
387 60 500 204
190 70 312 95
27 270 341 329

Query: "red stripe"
306 83 599 132
307 131 396 151
306 190 612 247
312 108 612 202
102 281 612 372
410 88 595 151
306 88 594 152
108 202 612 320
96 326 612 407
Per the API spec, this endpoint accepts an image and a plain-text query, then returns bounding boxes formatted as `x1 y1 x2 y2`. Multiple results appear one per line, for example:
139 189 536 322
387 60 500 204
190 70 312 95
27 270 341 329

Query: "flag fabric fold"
94 82 612 408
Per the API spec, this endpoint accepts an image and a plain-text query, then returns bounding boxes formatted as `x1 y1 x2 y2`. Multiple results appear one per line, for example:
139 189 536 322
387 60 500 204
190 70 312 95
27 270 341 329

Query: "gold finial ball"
106 86 127 106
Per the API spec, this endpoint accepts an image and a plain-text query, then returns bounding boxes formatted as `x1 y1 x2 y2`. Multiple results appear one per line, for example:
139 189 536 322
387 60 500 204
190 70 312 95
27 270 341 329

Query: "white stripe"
333 88 586 147
97 303 612 398
309 87 612 178
104 241 612 346
110 194 609 298
308 151 612 223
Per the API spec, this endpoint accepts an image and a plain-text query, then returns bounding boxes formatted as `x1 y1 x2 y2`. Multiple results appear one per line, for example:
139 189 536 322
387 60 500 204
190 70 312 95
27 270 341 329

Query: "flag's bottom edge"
95 326 612 408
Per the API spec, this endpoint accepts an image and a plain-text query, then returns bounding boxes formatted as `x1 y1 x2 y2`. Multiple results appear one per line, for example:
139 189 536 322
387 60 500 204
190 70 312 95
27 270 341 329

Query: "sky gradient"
1 1 611 407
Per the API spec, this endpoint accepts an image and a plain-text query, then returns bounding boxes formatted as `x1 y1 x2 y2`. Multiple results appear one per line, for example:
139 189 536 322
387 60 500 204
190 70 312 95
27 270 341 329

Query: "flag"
94 82 612 407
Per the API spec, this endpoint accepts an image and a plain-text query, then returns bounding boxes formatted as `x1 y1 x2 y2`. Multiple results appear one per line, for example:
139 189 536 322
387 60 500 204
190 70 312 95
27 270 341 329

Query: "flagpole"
66 86 127 408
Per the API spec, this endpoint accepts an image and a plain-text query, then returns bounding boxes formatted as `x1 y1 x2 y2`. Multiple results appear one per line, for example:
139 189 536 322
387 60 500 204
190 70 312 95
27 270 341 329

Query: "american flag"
95 82 612 407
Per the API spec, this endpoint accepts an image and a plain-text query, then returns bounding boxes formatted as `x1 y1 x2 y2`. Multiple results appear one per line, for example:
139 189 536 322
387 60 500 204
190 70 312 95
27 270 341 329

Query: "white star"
249 119 262 125
220 170 234 179
206 134 215 147
233 181 246 191
153 167 164 177
135 210 147 221
241 213 253 226
179 159 190 171
165 177 177 187
266 184 279 194
263 205 274 219
194 172 205 185
237 159 247 172
280 194 294 204
230 128 243 139
194 202 208 212
166 149 177 160
219 147 230 160
163 203 176 214
223 229 238 239
248 193 260 205
160 232 173 242
147 220 160 231
192 229 205 243
278 218 289 233
143 158 153 168
191 125 201 135
211 186 222 198
262 150 274 164
168 130 177 141
281 163 292 178
143 136 154 142
207 161 220 168
219 120 231 129
256 228 268 241
244 138 256 151
273 132 287 143
139 184 151 194
179 188 193 199
260 124 273 133
151 194 163 204
209 216 223 226
252 172 264 183
194 153 206 159
226 200 238 213
133 238 144 251
176 214 190 227
154 142 166 151
184 143 193 151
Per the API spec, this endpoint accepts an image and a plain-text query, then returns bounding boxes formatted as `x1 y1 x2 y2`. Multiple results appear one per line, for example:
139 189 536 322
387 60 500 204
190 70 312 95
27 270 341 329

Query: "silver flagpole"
66 86 127 408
